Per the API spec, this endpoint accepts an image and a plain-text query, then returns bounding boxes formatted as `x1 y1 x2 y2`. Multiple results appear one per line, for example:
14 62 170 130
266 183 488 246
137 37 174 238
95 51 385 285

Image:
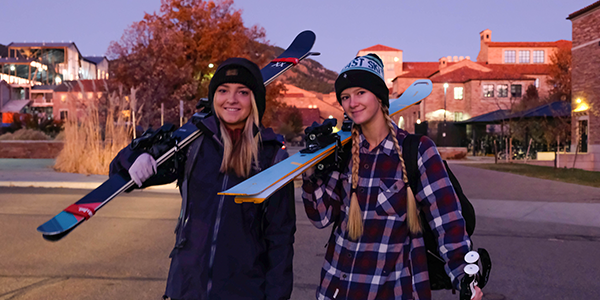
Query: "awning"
506 101 571 119
456 109 511 124
1 99 32 113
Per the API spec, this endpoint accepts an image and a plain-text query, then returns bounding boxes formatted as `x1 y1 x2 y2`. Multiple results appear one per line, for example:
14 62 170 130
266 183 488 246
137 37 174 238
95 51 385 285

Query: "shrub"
0 129 51 140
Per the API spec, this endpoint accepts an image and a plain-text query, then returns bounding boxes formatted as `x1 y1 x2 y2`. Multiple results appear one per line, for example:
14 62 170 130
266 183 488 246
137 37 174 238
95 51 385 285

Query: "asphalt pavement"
2 157 600 228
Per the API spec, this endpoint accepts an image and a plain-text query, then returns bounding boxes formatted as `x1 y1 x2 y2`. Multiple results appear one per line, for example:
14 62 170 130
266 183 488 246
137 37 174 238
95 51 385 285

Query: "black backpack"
402 134 476 291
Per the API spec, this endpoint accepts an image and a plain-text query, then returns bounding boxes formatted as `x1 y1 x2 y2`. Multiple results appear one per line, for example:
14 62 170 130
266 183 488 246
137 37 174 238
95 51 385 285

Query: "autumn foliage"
107 0 284 128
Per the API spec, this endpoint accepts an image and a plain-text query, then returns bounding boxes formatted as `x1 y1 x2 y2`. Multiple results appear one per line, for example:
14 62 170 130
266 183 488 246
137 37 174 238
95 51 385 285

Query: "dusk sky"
0 0 593 72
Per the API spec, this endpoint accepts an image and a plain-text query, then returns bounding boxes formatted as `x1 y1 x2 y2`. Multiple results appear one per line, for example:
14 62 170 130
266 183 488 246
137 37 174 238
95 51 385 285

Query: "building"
357 45 403 87
388 29 569 145
0 41 109 123
53 80 109 120
567 1 600 171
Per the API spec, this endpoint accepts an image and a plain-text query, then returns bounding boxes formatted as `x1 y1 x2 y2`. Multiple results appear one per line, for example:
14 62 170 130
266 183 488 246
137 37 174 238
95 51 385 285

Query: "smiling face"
340 87 383 127
213 83 253 130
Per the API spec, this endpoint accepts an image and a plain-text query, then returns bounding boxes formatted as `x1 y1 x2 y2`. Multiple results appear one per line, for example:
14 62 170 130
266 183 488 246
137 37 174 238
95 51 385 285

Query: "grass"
53 83 132 175
467 163 600 188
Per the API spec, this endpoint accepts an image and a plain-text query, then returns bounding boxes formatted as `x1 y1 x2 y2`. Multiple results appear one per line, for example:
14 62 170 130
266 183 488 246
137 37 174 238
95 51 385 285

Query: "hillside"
269 45 337 94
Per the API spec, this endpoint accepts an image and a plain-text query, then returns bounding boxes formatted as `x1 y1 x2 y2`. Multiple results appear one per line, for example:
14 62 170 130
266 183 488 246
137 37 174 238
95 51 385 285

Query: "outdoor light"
443 83 449 89
328 115 333 119
416 119 421 124
10 65 15 71
576 98 582 104
208 63 214 68
394 57 399 62
55 76 62 84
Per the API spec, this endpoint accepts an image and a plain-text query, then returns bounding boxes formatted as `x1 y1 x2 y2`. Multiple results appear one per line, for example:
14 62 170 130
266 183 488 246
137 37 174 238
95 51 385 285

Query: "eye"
357 90 366 95
239 89 250 96
340 95 349 101
217 88 227 94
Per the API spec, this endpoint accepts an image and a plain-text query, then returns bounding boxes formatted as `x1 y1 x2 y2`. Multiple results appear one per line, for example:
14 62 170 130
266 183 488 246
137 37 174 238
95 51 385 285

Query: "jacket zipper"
206 174 229 295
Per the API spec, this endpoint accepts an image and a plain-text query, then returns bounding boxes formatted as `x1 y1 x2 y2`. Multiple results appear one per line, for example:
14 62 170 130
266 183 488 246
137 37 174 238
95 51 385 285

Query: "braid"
382 107 422 234
347 125 363 240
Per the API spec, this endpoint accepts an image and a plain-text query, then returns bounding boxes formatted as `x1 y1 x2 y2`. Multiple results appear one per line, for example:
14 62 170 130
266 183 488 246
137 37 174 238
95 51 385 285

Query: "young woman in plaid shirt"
302 54 483 300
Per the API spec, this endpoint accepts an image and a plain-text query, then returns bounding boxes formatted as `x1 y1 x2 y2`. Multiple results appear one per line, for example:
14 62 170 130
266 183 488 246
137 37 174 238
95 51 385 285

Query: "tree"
107 0 281 127
277 105 304 141
547 46 571 102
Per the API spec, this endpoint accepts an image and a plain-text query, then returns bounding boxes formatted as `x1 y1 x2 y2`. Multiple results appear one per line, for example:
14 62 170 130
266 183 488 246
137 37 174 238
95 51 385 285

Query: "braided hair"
346 100 421 241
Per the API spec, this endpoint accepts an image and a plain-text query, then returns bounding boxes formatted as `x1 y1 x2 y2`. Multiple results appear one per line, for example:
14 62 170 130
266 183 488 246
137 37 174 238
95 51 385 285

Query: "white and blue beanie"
334 53 389 107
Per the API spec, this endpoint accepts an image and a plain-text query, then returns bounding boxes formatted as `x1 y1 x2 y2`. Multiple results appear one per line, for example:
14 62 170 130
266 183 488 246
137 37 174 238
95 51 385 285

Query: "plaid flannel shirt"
302 125 471 300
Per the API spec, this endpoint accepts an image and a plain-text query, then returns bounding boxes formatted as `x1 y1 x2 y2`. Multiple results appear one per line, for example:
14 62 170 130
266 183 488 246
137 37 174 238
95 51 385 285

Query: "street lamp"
443 83 449 141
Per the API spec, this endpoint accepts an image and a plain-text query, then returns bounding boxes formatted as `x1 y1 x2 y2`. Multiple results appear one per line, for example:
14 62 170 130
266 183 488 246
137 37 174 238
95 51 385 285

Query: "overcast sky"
0 0 593 72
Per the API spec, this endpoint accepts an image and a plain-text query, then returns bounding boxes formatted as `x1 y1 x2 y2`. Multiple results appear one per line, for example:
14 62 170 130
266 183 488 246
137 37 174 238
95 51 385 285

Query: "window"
60 110 69 120
535 78 540 88
519 51 530 63
454 87 464 100
497 84 508 97
533 50 544 63
454 111 464 122
483 84 494 97
504 50 516 63
511 84 522 98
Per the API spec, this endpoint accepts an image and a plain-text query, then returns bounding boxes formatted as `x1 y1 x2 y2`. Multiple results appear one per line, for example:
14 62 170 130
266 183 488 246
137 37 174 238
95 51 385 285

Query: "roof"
0 44 7 58
83 56 108 64
359 44 401 52
7 42 83 60
54 80 109 92
568 0 600 19
487 64 550 75
397 62 440 78
429 67 531 83
507 101 571 119
7 42 76 48
457 109 511 124
0 100 31 113
485 40 572 49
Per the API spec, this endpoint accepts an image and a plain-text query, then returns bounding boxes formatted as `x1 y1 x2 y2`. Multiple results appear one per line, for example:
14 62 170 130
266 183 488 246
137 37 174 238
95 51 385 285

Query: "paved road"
2 159 600 299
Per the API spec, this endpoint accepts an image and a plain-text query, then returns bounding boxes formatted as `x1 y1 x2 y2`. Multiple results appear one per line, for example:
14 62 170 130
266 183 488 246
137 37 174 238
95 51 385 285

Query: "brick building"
387 29 569 144
567 1 600 170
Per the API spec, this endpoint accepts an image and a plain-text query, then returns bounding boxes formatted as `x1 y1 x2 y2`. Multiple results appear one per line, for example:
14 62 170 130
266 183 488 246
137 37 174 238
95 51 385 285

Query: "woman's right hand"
129 153 157 187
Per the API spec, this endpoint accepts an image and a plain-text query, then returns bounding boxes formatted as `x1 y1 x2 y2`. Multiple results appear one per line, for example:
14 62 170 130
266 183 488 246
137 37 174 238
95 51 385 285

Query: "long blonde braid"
382 106 422 234
347 125 363 240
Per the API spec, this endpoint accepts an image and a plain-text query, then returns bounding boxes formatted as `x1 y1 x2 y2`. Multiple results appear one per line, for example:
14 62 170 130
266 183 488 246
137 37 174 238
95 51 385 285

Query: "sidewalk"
1 158 600 229
0 159 179 193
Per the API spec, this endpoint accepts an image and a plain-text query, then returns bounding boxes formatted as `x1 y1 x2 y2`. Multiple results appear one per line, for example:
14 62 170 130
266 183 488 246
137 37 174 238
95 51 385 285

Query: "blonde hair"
347 100 421 240
213 92 261 178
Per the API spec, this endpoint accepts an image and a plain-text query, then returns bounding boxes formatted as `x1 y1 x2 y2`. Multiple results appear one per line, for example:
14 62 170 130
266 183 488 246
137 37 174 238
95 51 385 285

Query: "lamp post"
443 83 449 143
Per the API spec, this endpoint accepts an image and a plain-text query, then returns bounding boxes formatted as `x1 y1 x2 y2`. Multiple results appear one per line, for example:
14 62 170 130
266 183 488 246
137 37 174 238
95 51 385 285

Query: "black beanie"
334 53 389 107
208 58 266 122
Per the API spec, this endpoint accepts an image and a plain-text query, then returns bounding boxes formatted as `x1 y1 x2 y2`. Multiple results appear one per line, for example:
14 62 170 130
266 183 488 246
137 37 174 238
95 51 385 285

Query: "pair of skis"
37 30 318 241
219 79 432 203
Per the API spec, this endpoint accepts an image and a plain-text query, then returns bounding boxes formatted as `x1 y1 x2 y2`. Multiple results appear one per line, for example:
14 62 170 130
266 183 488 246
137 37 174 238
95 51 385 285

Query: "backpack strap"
402 134 422 194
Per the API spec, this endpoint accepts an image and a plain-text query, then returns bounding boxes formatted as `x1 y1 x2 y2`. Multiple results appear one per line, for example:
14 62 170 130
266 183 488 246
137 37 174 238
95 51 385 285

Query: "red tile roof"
486 64 550 75
568 0 600 19
359 44 401 52
486 40 572 49
396 62 440 78
428 67 532 83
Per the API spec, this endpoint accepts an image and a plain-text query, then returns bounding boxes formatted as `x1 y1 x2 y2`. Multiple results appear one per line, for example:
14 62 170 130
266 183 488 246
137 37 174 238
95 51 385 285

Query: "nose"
347 95 358 108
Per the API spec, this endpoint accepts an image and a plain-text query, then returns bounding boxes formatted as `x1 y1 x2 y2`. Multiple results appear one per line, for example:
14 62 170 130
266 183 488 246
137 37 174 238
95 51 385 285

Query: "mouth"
224 108 241 112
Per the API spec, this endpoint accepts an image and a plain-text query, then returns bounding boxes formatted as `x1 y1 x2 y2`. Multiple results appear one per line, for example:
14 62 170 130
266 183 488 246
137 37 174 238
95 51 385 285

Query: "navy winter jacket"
110 116 296 300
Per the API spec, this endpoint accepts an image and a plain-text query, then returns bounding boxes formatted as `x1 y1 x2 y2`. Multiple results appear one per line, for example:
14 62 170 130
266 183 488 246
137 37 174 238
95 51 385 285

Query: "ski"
37 30 318 241
219 79 433 203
